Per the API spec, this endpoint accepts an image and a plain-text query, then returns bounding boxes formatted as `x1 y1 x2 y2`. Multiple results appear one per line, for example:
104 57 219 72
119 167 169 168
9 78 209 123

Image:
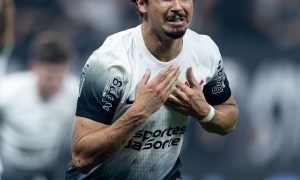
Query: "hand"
166 67 211 119
133 64 180 117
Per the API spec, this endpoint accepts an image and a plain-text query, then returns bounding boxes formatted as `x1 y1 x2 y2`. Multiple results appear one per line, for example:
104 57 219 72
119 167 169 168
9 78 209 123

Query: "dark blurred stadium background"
5 0 300 179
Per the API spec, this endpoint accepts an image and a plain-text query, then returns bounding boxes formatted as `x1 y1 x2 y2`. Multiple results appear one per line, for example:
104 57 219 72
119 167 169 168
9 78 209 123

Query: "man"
0 31 79 180
66 0 239 179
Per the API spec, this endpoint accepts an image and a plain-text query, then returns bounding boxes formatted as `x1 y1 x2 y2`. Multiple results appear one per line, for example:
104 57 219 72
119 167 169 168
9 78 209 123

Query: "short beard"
165 28 187 39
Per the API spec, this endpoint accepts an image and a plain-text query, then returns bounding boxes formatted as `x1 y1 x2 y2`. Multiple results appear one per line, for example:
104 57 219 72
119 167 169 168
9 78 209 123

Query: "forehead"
34 63 67 72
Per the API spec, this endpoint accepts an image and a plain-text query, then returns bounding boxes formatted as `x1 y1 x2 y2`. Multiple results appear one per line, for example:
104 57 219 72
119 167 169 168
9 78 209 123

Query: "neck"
142 25 183 62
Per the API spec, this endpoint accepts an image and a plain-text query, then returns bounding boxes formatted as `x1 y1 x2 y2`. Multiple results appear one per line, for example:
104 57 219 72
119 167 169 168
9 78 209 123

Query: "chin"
165 28 187 39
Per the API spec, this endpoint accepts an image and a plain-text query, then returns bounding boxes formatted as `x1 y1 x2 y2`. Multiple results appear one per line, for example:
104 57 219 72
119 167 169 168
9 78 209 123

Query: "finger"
157 64 174 82
176 80 186 90
140 69 151 85
163 66 180 93
167 66 180 89
157 65 179 89
167 94 188 107
175 80 191 94
172 86 190 103
165 98 190 115
186 67 200 89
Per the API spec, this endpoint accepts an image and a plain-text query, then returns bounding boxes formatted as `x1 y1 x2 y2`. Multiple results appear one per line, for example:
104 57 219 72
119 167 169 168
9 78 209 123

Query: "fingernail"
146 69 151 74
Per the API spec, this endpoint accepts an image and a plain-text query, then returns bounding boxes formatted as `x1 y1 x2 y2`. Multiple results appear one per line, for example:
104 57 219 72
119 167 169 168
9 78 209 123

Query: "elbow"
201 118 238 136
71 146 111 174
219 122 236 136
72 151 94 174
220 108 239 135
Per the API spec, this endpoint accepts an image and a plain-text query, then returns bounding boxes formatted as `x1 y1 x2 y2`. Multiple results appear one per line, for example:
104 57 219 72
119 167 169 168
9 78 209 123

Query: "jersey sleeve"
76 52 127 125
203 60 232 106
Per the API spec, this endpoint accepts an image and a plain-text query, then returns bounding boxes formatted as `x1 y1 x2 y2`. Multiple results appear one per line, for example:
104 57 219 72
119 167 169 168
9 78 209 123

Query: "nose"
171 0 183 11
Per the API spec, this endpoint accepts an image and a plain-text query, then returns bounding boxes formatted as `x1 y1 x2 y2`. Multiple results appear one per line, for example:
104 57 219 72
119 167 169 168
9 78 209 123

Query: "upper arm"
76 52 128 125
203 59 232 106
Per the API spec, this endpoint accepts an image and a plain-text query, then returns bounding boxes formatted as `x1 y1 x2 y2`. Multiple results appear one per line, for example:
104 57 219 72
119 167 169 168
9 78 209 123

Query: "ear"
136 0 148 15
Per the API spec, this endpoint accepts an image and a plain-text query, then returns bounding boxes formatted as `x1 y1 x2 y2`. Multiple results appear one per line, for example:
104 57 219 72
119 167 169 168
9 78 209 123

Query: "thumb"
186 67 199 89
141 69 151 85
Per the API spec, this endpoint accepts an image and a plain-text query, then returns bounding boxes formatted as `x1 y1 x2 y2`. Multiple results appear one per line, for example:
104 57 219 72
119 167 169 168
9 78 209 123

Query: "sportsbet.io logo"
102 76 123 112
212 60 226 95
125 126 186 151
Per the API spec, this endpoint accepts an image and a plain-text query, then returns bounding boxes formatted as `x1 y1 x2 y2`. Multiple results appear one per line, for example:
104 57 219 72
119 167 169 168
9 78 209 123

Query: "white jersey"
0 72 79 170
67 25 231 180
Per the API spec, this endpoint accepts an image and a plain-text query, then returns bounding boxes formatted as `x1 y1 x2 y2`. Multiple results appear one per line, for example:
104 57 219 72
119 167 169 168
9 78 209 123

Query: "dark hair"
29 31 74 65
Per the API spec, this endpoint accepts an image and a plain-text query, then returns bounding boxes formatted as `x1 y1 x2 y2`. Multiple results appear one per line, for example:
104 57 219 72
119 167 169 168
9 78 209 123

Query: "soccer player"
0 31 78 180
66 0 239 179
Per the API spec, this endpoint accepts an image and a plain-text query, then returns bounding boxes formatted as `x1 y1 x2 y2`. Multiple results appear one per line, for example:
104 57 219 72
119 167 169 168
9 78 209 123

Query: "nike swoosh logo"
126 98 134 104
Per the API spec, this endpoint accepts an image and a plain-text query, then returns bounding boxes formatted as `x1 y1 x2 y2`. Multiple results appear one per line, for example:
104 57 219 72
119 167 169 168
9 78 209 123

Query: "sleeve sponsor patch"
203 60 231 105
76 63 125 125
102 76 123 112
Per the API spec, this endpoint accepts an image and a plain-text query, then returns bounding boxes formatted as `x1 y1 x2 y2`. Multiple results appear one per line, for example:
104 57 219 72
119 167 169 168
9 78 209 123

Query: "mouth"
165 15 186 26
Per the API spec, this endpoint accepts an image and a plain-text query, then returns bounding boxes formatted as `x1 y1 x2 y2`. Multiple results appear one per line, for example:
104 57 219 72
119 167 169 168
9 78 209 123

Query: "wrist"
127 103 149 120
198 105 215 123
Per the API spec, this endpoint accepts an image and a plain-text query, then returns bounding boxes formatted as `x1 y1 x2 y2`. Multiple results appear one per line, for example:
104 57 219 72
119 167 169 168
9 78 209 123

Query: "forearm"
200 103 239 135
72 104 147 173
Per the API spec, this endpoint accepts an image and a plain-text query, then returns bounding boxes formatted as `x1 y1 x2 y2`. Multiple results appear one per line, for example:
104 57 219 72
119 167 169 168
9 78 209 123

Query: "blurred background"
1 0 300 179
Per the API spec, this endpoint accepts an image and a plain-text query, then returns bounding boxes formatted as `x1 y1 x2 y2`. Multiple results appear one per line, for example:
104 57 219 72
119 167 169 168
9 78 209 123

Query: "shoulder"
185 29 221 58
1 71 34 88
0 72 35 102
103 27 137 48
185 29 222 69
96 27 137 59
85 27 138 75
83 30 137 82
185 29 217 46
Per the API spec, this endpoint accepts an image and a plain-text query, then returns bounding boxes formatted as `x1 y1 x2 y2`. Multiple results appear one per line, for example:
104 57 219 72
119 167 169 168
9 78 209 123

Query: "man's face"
142 0 193 39
31 63 68 100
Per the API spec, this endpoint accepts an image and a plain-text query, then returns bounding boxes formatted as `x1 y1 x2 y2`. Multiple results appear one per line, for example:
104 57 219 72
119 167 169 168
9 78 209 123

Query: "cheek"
161 2 170 8
148 10 163 26
185 6 193 22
